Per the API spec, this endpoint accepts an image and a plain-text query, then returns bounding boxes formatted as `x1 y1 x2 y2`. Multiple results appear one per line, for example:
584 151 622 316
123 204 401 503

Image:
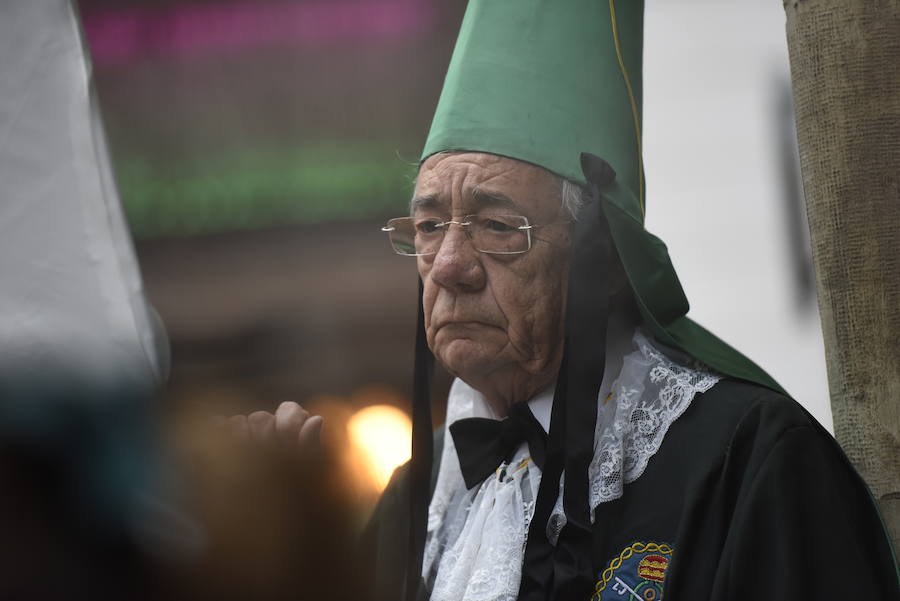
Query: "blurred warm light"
346 404 411 492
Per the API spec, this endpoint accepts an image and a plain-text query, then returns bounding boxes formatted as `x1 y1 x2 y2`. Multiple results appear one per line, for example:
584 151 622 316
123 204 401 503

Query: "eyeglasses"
381 214 535 256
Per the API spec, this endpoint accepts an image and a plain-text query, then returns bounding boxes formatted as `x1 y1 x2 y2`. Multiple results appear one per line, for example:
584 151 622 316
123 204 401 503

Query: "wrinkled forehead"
413 152 563 218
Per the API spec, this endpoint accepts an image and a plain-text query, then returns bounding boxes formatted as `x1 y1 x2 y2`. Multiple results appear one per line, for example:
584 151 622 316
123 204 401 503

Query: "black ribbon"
518 153 616 601
450 402 548 490
406 278 433 601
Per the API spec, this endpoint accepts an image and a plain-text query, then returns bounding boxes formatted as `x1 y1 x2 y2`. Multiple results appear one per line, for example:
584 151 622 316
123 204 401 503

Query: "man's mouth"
436 320 499 331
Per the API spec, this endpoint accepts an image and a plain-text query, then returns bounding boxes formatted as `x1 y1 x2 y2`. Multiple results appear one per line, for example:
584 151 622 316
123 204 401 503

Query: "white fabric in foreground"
423 330 721 601
0 0 166 390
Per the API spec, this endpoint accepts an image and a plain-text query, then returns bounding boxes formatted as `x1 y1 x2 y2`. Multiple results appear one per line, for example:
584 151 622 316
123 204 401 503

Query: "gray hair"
560 178 588 220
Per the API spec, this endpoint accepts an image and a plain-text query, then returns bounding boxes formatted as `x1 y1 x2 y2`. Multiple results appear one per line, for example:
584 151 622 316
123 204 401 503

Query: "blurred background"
76 0 828 507
77 0 464 508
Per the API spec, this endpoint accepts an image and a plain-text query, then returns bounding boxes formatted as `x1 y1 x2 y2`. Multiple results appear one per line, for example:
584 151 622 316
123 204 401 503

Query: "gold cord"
609 0 646 218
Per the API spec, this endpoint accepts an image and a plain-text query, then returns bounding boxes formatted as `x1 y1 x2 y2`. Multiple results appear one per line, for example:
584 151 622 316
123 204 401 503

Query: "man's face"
414 152 571 392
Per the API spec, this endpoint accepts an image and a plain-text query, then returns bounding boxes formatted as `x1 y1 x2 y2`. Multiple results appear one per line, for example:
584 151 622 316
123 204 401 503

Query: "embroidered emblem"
592 541 673 601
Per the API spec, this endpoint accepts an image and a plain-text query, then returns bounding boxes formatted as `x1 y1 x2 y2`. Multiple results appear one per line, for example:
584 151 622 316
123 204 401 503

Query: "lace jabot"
423 330 722 601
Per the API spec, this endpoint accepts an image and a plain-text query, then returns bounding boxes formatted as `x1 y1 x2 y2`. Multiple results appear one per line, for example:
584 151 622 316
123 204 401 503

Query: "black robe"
364 379 900 600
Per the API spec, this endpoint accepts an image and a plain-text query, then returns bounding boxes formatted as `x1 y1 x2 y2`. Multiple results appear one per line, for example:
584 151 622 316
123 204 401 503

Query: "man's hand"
216 401 324 451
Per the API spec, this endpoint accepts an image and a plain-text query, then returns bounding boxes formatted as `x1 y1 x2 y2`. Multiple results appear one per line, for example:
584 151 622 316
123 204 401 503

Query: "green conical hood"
421 0 784 394
423 0 645 223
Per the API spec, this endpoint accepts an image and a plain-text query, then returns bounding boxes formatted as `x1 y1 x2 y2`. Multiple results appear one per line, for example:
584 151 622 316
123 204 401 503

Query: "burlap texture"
784 0 900 552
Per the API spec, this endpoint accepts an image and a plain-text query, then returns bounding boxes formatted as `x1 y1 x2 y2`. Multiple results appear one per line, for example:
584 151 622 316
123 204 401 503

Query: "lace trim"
591 331 720 505
546 332 721 543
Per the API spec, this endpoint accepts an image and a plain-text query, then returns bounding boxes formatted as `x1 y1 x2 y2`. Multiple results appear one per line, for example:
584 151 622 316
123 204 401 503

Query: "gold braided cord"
608 0 646 218
592 541 673 600
494 457 533 478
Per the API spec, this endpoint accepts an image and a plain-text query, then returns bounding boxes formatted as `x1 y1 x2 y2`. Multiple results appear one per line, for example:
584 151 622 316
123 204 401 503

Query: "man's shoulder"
699 377 797 410
361 428 444 601
661 377 837 477
692 377 825 437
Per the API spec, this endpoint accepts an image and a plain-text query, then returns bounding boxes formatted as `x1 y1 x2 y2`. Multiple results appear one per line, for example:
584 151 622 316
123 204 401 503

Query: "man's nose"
429 224 486 292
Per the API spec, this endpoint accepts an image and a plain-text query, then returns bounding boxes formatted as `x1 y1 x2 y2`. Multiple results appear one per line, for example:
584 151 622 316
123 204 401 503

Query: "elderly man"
365 149 900 601
250 1 899 600
360 2 900 601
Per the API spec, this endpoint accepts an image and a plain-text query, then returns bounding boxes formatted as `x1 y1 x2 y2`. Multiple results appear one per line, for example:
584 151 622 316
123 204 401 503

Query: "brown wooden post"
782 0 900 551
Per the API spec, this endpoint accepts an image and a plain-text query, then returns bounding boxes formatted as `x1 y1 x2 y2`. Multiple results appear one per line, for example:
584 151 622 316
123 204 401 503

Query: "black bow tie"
449 402 549 490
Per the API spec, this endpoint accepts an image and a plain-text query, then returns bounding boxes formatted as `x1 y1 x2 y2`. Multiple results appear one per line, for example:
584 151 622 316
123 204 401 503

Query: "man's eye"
484 219 515 233
415 220 443 234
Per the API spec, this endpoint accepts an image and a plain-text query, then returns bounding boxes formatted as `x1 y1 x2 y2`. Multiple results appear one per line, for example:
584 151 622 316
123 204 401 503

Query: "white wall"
643 0 832 430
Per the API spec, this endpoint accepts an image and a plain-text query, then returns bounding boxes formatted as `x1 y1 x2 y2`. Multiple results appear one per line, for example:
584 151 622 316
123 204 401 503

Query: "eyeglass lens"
384 215 531 256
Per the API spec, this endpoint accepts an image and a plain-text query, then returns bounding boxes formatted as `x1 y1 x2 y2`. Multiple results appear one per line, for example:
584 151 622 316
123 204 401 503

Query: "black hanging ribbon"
406 278 433 601
450 402 549 490
518 153 616 601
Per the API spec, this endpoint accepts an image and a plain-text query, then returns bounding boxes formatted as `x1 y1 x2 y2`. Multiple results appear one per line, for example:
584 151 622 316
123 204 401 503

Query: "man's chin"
434 337 499 378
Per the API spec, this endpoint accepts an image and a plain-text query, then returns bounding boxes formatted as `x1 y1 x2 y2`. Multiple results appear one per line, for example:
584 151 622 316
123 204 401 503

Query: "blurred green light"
117 142 418 238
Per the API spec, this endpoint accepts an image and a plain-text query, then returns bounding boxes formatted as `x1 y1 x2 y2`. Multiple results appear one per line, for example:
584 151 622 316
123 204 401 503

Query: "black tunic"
364 379 900 600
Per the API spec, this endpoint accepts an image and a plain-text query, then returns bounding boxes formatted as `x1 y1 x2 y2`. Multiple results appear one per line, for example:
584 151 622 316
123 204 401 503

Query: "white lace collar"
423 330 722 601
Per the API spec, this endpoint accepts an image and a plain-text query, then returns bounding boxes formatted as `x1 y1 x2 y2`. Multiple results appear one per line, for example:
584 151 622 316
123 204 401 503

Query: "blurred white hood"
0 0 168 392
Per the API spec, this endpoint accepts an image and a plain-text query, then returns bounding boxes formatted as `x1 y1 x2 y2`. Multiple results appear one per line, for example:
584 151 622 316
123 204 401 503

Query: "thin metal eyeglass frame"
381 214 535 256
